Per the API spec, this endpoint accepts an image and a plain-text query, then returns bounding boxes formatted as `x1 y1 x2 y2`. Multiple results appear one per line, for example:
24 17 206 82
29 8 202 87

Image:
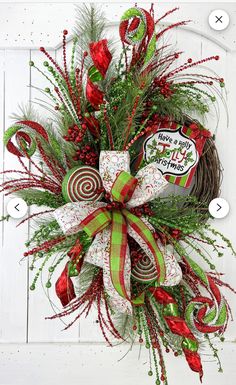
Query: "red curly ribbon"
89 39 112 78
56 240 83 307
55 265 76 307
86 39 112 109
86 77 104 108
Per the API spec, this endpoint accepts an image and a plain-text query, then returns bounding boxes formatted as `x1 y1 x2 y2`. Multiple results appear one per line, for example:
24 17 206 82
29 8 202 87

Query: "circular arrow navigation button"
7 198 28 219
208 198 230 219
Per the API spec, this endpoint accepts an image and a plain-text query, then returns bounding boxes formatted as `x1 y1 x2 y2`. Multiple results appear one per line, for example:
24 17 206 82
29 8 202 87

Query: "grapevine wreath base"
1 4 235 385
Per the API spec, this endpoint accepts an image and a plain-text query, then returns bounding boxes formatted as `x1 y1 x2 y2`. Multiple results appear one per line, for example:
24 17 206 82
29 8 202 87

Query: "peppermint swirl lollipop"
119 7 156 71
131 254 157 284
62 166 103 202
185 276 228 334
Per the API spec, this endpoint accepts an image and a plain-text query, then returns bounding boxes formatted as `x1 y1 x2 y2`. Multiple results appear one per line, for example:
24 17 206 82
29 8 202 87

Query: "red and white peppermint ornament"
62 166 103 202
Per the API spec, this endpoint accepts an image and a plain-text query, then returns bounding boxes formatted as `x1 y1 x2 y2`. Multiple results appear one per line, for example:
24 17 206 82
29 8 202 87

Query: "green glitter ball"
46 281 52 289
210 264 215 270
29 61 34 67
145 343 150 349
220 82 225 88
48 266 54 273
148 371 153 376
45 87 50 93
30 284 35 291
43 61 49 67
211 96 216 102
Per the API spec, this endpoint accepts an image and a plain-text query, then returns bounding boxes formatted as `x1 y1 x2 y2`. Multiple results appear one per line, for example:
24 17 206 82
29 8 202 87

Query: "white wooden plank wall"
0 2 236 385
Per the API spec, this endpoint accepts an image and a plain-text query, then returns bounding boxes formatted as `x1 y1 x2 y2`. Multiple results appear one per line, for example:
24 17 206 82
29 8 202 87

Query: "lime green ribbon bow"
79 170 166 300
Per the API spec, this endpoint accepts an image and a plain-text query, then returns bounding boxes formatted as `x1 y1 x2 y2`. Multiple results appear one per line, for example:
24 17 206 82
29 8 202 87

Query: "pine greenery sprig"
74 3 106 66
17 189 65 209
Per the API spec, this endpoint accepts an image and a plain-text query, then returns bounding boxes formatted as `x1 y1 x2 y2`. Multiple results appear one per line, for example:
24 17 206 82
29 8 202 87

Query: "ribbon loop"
111 171 138 203
80 207 111 237
122 209 166 284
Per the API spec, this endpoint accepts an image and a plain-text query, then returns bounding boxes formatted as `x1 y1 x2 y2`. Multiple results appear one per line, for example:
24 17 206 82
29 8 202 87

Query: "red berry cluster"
130 203 154 217
153 77 174 98
63 123 86 143
170 228 182 239
128 237 145 268
154 227 182 244
73 144 98 166
130 249 146 268
104 191 154 217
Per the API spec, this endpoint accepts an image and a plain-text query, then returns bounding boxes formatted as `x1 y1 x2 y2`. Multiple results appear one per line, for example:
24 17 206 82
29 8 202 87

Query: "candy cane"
119 7 156 72
4 120 49 157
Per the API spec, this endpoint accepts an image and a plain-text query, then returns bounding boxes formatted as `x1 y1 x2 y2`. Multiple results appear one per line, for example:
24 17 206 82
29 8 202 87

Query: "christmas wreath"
1 5 235 384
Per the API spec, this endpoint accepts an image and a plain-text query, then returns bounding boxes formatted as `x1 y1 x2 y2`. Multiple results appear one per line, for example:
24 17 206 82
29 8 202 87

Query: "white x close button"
208 10 230 31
